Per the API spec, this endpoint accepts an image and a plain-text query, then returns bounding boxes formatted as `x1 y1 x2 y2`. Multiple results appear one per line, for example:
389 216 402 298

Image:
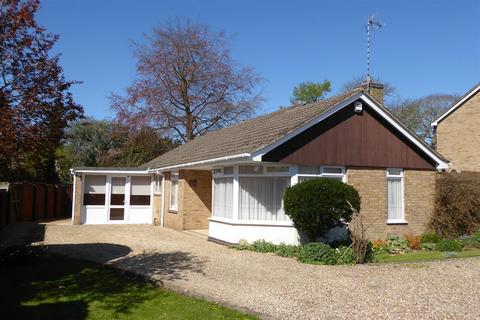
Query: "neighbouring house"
432 82 480 172
71 83 449 244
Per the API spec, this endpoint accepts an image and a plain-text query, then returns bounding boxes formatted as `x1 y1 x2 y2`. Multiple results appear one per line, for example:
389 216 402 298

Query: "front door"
109 177 126 222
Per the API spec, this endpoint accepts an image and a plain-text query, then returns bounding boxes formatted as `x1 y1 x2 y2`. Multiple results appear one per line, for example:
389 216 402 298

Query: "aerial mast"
366 16 383 82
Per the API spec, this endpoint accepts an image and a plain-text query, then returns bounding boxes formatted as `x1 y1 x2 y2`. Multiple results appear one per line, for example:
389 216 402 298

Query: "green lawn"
0 247 256 320
375 247 480 263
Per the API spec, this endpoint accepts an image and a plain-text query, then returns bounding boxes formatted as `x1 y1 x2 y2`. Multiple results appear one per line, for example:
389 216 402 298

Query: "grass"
375 247 480 263
0 247 256 320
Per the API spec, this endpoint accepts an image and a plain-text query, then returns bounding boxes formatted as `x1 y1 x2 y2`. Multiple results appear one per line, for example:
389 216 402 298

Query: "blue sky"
37 0 479 119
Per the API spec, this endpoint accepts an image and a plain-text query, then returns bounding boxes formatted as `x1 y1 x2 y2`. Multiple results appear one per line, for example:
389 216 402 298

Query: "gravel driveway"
3 222 480 319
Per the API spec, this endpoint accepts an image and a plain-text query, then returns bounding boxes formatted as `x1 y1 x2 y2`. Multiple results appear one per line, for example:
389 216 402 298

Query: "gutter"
149 153 252 172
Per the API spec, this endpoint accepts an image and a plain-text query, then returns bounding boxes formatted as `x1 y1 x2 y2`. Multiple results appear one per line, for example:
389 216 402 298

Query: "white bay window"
238 176 290 221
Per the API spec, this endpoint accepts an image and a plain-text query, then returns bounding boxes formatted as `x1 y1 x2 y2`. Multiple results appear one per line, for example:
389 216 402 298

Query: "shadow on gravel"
112 250 207 285
44 243 132 264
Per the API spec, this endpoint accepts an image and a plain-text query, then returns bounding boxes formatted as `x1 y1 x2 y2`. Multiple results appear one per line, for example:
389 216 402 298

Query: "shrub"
420 232 440 244
420 242 437 251
335 246 356 265
432 173 480 238
250 240 278 253
404 234 422 250
372 239 388 254
459 235 480 249
275 244 300 257
436 239 463 252
283 178 360 241
385 235 409 254
473 231 480 242
297 242 338 265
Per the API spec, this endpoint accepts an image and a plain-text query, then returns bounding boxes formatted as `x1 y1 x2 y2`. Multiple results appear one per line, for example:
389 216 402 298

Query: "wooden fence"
0 183 72 229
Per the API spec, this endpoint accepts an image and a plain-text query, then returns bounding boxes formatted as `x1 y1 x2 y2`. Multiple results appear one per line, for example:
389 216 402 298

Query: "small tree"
283 178 361 242
290 80 331 104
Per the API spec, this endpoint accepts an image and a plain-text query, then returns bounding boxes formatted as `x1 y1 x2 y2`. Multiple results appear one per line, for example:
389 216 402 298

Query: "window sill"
387 219 408 225
209 217 294 227
169 209 178 214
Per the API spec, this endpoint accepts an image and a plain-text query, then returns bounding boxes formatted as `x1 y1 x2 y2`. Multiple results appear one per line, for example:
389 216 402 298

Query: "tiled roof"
145 89 362 169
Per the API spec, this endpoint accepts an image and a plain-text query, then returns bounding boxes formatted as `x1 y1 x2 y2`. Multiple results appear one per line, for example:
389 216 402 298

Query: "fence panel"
0 183 72 227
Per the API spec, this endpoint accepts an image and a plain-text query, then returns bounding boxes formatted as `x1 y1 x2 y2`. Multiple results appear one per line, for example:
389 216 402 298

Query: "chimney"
361 81 384 105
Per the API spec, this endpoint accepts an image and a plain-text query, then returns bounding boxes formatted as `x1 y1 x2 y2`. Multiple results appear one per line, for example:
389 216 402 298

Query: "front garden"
233 174 480 265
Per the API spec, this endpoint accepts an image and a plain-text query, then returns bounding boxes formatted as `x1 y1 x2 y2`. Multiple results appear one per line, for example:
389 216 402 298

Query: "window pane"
170 176 178 210
154 174 162 193
223 166 234 175
387 178 403 220
239 165 263 175
131 176 151 205
213 177 233 219
298 166 320 174
387 168 402 176
322 167 343 174
266 166 289 173
238 177 290 221
84 175 106 205
111 177 125 205
110 208 124 220
85 175 106 194
213 168 222 175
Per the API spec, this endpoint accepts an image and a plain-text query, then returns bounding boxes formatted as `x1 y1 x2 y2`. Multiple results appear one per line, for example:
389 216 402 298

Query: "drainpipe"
160 173 166 227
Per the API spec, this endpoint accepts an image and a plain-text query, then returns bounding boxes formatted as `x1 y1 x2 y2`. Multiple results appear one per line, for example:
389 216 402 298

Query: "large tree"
56 119 177 182
111 20 263 143
390 94 458 146
0 0 83 181
290 80 331 104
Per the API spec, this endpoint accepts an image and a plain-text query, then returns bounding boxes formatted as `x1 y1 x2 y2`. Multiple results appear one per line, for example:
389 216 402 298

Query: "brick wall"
152 193 161 225
72 174 83 225
347 167 436 240
162 169 212 231
437 90 480 172
180 170 212 230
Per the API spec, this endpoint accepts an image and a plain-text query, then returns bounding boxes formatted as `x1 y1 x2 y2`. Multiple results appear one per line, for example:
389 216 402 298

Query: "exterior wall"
180 170 212 230
152 193 162 226
163 172 184 231
72 174 83 225
209 220 299 245
347 167 436 240
162 170 212 231
437 91 480 172
264 106 436 170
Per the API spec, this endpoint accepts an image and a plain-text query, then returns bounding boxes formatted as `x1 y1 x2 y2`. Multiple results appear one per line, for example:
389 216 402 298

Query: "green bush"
420 232 440 244
250 240 278 253
297 242 338 265
473 231 480 242
432 173 480 238
283 178 360 241
385 235 409 254
420 242 437 251
436 239 463 252
275 244 300 257
460 235 480 249
335 246 356 265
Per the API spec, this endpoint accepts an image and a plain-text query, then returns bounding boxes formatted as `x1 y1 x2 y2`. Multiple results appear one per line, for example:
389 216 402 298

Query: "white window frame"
169 172 179 212
296 165 346 182
154 174 162 195
386 168 406 224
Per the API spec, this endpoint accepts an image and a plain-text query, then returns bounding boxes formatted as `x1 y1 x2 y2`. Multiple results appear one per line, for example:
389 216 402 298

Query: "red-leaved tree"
111 20 263 143
0 0 83 181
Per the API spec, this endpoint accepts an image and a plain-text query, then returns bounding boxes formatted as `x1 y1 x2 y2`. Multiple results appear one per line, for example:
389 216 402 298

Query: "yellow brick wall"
161 169 212 231
347 167 436 240
72 174 83 225
437 91 480 172
180 170 212 230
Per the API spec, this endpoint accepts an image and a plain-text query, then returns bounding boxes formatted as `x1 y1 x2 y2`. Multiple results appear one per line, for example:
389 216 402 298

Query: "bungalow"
71 83 449 244
432 82 480 172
